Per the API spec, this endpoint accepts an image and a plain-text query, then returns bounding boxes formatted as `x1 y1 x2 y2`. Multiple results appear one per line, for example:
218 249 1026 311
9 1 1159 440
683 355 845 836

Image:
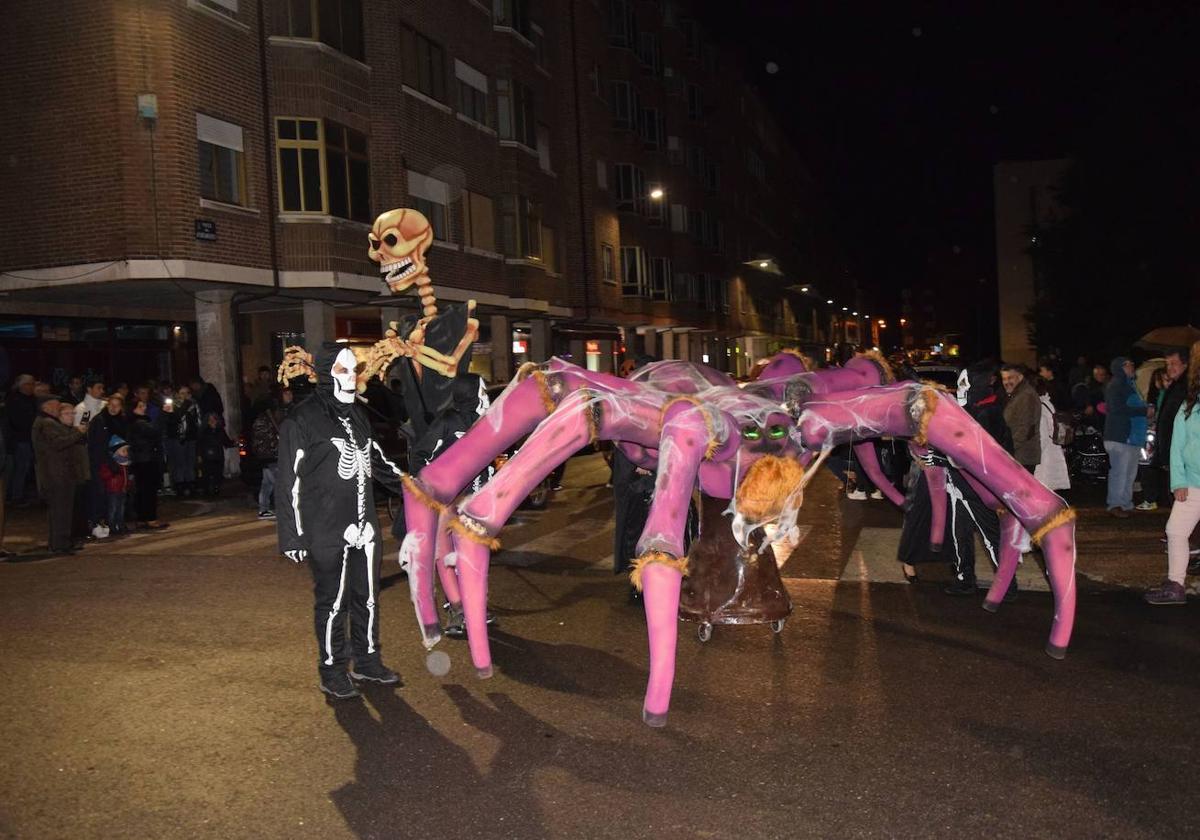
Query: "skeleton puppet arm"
276 416 310 559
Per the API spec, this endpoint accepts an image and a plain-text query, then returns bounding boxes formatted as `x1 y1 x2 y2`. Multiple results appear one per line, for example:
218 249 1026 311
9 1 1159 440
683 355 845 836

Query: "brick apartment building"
1 0 856 431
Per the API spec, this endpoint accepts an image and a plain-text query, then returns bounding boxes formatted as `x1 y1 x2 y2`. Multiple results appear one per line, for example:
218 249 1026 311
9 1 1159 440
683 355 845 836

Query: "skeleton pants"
310 542 381 676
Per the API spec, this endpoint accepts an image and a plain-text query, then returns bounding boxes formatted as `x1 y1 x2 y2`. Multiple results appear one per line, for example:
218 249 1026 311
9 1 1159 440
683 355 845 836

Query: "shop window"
455 60 489 125
401 25 446 101
462 190 495 251
407 170 450 241
196 113 246 206
282 0 364 61
276 118 369 221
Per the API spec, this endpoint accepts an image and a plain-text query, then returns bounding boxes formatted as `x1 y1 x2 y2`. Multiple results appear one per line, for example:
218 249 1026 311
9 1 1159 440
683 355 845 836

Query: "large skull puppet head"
367 208 434 295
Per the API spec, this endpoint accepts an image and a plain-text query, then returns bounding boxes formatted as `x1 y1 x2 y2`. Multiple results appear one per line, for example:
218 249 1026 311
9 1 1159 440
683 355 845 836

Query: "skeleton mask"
956 369 970 406
330 347 359 404
367 208 434 294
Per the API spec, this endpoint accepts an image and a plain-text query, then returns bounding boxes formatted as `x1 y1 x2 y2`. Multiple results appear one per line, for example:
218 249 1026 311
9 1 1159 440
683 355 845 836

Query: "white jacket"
1034 394 1071 491
75 393 105 426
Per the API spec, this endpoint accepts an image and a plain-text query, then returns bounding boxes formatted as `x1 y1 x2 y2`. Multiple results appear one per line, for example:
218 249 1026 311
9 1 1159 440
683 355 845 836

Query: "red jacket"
99 461 129 494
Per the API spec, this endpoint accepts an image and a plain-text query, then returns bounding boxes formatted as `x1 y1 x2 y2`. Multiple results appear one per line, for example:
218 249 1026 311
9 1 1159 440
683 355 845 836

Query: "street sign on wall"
194 219 217 241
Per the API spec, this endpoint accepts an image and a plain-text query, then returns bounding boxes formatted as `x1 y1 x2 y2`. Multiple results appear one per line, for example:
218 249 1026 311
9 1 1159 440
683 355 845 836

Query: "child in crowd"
99 436 132 536
197 412 233 497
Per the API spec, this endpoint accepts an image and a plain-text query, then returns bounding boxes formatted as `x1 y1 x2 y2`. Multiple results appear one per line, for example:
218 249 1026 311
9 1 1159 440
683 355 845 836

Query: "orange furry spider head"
734 455 807 524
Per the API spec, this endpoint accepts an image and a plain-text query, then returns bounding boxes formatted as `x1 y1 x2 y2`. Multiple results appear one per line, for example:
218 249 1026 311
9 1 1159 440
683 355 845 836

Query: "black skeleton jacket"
276 375 406 556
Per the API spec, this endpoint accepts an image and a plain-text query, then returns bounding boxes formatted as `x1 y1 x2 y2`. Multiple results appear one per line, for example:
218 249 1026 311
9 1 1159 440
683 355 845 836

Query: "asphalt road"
2 455 1199 839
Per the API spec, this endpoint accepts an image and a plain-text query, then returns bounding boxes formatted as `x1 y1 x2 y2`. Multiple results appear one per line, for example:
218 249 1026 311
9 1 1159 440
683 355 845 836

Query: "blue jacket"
1170 402 1200 490
1103 357 1147 446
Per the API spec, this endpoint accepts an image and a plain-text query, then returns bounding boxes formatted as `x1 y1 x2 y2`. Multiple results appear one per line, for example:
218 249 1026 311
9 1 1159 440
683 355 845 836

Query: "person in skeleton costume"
276 343 407 700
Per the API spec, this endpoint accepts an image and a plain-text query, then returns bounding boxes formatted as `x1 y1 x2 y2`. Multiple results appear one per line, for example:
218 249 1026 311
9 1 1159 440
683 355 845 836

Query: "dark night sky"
694 0 1199 340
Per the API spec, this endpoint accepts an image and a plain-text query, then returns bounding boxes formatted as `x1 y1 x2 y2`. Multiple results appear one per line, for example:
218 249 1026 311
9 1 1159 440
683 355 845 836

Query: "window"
601 243 615 284
669 204 687 233
687 83 703 119
681 18 700 58
541 225 557 272
401 25 446 102
686 145 704 179
648 257 671 301
195 0 238 16
325 122 370 222
407 171 450 241
687 208 703 242
746 147 766 181
275 117 323 214
608 0 636 48
666 135 682 165
281 0 363 61
493 0 530 39
530 22 546 67
196 114 246 206
621 245 647 296
639 107 664 149
613 163 645 213
462 190 495 251
596 159 608 190
671 272 694 302
536 124 552 172
705 159 720 192
696 271 711 309
610 81 639 130
496 79 536 147
496 194 541 260
636 32 661 75
455 60 489 125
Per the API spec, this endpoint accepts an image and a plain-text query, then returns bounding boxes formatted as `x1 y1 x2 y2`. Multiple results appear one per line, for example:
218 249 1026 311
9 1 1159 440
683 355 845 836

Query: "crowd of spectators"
0 368 296 558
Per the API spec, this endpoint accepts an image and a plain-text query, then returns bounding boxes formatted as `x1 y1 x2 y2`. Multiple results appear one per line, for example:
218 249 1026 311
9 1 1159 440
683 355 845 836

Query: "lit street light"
649 187 664 200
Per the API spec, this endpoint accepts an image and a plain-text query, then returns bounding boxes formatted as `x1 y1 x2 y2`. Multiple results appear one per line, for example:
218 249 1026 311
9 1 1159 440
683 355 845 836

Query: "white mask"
955 369 970 406
331 348 358 404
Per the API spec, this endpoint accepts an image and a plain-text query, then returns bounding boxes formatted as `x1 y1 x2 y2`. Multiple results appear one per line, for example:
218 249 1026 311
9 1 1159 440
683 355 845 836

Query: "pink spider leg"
452 390 665 679
630 402 721 727
797 383 1077 657
435 507 462 613
400 370 564 646
853 441 905 505
909 444 949 552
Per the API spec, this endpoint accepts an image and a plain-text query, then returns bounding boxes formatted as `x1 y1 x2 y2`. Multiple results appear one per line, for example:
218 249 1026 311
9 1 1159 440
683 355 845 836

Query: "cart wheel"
770 618 786 634
697 622 713 643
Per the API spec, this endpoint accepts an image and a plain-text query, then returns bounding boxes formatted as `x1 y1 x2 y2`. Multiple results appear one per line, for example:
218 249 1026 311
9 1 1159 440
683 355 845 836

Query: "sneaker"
257 510 275 520
349 661 400 685
319 672 362 700
944 579 978 596
847 489 868 501
870 489 884 500
1135 501 1158 511
1144 580 1187 605
91 524 109 540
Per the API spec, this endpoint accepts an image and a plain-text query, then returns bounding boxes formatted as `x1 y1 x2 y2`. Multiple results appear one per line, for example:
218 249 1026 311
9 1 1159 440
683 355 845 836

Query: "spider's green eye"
741 425 761 441
767 425 787 440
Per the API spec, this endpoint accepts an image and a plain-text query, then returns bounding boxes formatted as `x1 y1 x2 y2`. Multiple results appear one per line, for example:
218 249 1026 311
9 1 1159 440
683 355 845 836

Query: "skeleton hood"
314 342 358 416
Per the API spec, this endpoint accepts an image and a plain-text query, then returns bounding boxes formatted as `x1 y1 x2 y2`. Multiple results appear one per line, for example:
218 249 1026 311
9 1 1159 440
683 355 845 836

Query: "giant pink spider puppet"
397 352 1077 726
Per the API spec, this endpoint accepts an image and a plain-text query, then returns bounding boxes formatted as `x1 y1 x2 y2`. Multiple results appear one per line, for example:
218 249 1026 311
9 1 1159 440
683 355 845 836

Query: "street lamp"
649 187 664 200
842 306 848 312
826 299 833 305
758 260 768 268
799 285 810 292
